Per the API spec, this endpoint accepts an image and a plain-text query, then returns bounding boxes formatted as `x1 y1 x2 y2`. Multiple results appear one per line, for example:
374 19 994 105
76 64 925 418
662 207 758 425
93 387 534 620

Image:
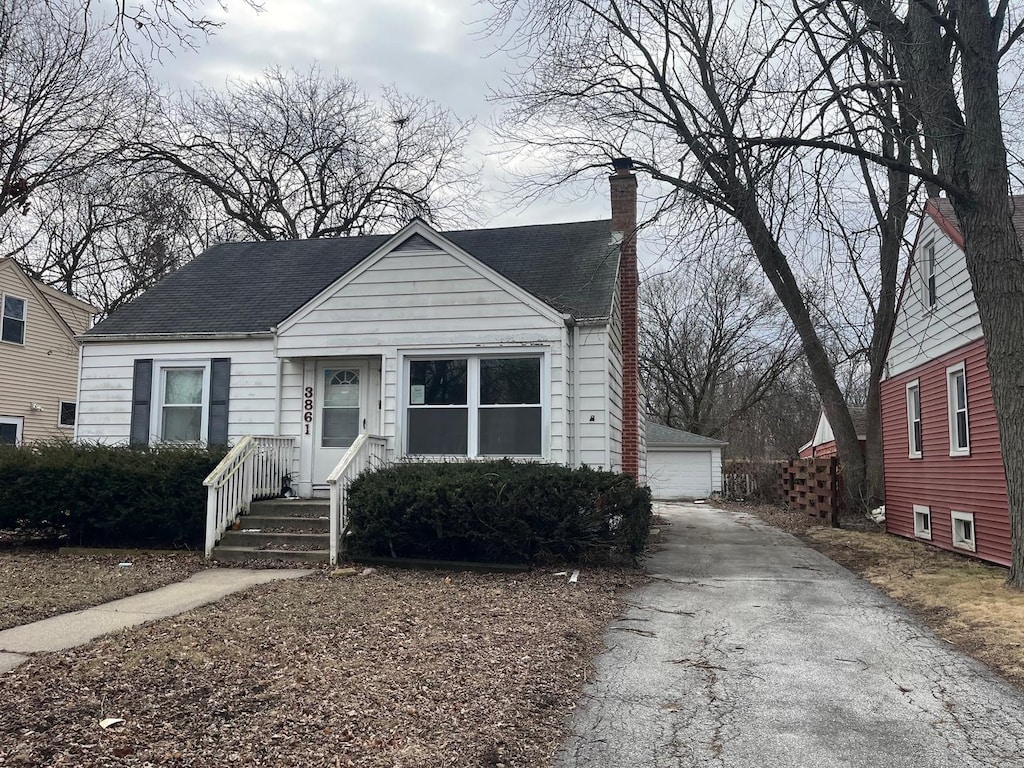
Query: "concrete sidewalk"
556 502 1024 768
0 568 312 673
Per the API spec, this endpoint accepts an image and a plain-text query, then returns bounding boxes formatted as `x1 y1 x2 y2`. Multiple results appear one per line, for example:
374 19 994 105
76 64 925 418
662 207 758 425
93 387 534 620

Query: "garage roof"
648 423 728 448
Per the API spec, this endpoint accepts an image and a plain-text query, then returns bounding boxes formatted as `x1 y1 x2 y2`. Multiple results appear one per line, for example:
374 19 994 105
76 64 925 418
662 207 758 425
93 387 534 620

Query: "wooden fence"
778 457 841 526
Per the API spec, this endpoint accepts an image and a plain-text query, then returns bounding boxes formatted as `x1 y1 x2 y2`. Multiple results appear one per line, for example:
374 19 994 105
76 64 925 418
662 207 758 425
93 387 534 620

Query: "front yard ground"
0 549 208 631
0 566 641 767
726 500 1024 689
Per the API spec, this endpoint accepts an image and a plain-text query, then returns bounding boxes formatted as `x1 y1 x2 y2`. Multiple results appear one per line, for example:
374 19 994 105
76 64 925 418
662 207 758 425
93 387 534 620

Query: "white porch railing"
203 435 297 557
327 433 388 565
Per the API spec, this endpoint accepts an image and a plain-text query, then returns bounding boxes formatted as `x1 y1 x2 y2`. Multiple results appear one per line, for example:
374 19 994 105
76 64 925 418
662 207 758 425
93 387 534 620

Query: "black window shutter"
208 358 231 446
129 359 153 446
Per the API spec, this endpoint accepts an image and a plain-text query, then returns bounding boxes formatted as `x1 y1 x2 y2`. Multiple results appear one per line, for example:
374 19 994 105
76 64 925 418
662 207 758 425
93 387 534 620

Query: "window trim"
150 361 211 443
923 241 937 309
913 504 932 540
399 348 549 459
906 379 922 459
58 400 76 429
946 362 970 457
0 415 23 446
951 510 977 553
1 292 26 345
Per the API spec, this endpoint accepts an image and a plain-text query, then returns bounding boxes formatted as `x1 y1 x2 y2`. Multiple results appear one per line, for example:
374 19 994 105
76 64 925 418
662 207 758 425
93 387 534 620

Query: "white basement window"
906 379 922 458
913 504 932 540
950 510 976 553
405 354 544 457
947 362 970 456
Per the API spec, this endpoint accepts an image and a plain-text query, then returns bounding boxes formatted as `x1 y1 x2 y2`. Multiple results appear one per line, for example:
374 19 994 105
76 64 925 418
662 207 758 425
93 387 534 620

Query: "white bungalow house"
75 161 646 558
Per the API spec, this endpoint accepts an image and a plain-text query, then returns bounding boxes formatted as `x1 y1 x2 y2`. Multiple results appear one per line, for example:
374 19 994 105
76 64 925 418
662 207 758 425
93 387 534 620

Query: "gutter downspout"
572 322 582 467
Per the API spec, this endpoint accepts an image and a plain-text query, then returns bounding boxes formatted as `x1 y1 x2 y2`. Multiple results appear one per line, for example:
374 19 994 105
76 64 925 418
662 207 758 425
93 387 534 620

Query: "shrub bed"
0 442 228 549
345 460 652 565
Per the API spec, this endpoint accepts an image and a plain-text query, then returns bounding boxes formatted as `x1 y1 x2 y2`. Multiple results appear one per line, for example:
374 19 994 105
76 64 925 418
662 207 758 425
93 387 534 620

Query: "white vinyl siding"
886 214 983 378
278 245 571 464
577 323 613 469
606 280 623 472
77 338 280 443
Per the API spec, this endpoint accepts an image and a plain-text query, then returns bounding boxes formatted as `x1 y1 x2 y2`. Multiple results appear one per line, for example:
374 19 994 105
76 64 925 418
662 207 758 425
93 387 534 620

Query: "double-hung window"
906 380 922 458
157 365 208 442
405 354 543 457
947 362 969 456
923 242 937 309
1 294 26 344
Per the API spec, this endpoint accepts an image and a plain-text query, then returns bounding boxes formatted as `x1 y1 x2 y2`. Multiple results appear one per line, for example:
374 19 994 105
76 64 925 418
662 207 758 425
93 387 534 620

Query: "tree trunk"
901 0 1024 585
730 189 869 520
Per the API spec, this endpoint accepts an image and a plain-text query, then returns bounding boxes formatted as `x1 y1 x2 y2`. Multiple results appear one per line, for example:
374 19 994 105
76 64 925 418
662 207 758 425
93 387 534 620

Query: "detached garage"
646 423 727 500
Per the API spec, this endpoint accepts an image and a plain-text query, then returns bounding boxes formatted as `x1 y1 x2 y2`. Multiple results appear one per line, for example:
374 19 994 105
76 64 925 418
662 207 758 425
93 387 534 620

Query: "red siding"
881 338 1012 566
802 439 864 459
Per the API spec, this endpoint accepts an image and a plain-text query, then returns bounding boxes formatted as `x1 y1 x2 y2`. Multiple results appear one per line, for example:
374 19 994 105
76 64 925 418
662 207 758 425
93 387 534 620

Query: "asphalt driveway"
556 502 1024 768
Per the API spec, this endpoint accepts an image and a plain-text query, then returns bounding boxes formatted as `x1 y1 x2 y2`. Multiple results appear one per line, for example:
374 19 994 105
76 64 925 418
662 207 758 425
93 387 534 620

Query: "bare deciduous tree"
488 0 883 519
9 171 204 313
0 0 144 223
137 67 479 240
641 257 799 441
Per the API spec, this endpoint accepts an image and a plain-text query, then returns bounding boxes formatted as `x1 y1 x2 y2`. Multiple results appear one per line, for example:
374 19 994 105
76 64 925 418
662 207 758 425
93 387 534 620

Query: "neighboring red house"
880 197 1015 567
798 406 867 459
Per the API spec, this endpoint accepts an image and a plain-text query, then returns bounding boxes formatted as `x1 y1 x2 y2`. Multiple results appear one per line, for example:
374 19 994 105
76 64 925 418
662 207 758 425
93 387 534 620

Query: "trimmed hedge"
0 441 228 548
345 460 652 565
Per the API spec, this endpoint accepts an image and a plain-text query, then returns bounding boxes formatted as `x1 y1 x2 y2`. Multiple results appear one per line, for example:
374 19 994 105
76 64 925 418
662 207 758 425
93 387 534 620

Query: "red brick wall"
610 162 639 478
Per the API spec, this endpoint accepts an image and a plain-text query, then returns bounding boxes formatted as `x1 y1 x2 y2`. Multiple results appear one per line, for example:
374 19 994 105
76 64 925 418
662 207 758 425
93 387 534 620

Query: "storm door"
313 362 367 483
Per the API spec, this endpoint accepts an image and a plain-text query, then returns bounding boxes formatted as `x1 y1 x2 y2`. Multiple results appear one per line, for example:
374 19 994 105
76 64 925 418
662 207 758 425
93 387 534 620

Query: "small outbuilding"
645 423 727 500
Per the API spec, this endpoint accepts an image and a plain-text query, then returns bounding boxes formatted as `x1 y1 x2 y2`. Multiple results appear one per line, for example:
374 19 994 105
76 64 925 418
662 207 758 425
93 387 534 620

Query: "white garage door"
647 450 712 500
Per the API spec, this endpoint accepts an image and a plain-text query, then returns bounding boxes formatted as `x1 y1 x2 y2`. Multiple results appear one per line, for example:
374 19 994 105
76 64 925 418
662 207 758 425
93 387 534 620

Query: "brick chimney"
610 157 639 478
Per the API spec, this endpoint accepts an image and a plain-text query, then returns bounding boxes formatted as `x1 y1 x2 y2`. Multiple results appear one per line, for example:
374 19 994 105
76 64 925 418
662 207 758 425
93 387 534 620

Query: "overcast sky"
153 0 611 229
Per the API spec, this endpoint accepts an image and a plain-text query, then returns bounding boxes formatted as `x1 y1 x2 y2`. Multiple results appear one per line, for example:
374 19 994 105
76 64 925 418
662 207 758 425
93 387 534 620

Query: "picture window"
405 354 543 457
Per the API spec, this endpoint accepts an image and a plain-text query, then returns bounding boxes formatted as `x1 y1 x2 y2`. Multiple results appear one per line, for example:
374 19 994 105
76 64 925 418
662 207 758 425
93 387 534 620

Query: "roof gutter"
77 331 275 343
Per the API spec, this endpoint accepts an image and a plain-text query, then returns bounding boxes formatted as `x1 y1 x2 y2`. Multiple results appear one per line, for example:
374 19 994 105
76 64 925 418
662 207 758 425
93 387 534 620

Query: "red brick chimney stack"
610 157 639 478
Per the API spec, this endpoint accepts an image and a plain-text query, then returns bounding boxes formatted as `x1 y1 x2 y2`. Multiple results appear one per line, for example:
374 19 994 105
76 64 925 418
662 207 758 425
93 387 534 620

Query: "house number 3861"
303 386 314 434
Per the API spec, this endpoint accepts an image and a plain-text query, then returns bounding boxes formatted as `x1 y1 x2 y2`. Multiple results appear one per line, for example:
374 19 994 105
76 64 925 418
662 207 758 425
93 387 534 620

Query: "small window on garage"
951 510 976 553
913 504 932 540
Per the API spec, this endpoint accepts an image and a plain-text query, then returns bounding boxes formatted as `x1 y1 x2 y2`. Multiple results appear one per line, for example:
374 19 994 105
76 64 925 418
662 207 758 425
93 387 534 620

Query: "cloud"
152 0 613 229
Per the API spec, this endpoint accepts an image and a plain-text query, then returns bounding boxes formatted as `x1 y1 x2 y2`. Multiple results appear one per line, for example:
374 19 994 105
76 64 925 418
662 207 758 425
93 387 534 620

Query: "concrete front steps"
212 498 331 564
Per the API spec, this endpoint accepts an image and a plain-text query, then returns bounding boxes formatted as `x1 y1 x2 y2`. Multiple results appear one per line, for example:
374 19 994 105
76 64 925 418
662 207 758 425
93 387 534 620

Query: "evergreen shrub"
0 441 227 548
345 460 652 564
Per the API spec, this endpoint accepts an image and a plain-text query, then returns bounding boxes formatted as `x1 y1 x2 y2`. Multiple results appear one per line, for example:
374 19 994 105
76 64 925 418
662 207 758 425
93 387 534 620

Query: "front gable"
0 259 82 349
277 220 570 356
885 204 981 379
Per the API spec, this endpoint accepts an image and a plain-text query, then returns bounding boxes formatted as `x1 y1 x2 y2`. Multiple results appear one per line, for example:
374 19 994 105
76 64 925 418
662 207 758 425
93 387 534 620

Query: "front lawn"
0 566 641 767
0 550 208 631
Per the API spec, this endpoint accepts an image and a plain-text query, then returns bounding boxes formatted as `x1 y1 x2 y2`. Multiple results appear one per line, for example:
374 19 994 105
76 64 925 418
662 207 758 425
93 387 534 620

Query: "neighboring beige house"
0 258 98 445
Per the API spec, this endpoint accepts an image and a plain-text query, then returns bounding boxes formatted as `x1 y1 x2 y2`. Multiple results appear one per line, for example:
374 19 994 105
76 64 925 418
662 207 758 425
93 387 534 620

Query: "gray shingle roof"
647 423 728 448
86 219 619 336
930 196 1024 242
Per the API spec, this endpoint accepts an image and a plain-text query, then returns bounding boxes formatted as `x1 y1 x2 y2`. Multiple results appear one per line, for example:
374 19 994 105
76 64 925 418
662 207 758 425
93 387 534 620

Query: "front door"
313 362 367 483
